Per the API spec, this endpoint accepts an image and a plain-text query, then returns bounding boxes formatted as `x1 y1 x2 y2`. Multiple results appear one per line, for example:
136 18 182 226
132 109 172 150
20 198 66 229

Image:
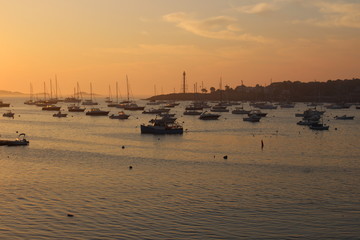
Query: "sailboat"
24 83 36 105
123 75 145 111
105 85 113 103
82 83 98 105
108 82 122 107
64 83 82 103
68 83 86 112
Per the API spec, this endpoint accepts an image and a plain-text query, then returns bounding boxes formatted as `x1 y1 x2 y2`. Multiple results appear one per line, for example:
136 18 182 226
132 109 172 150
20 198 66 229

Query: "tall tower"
182 71 186 94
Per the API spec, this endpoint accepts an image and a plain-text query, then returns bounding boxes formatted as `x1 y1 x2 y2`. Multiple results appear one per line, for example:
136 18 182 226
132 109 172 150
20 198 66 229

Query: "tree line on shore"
149 78 360 103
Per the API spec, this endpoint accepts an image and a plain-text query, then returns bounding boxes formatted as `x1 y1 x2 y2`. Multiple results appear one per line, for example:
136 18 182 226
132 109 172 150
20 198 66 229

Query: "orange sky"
0 0 359 97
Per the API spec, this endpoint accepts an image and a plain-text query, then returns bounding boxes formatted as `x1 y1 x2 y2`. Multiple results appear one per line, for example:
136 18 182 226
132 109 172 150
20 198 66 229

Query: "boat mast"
116 81 119 103
55 74 58 99
90 82 93 101
126 75 129 102
30 82 33 101
43 82 46 100
50 78 53 99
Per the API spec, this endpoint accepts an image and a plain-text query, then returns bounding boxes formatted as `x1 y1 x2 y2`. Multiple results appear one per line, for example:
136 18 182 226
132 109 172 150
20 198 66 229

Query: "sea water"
0 97 359 239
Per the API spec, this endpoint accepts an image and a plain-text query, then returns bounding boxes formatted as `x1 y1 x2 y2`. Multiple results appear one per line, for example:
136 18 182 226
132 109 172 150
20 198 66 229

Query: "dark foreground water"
1 98 359 239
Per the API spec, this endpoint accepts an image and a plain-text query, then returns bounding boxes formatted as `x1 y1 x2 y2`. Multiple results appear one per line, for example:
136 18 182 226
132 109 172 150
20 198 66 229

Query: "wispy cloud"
290 1 360 29
236 2 278 14
163 12 267 42
310 1 360 28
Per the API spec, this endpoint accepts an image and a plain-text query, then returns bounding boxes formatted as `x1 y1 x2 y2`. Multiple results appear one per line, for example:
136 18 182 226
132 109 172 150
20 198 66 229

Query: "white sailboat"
82 82 98 105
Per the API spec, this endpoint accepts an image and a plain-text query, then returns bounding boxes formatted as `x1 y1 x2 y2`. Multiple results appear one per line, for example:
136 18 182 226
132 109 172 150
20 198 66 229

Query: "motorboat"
334 115 354 120
68 105 86 112
149 115 177 124
232 107 250 115
185 105 203 111
42 105 61 111
85 108 110 116
183 110 202 115
248 110 267 117
280 102 295 108
297 120 318 126
0 133 29 146
199 111 220 120
142 108 169 114
3 110 15 118
64 97 81 103
109 111 130 119
243 114 261 122
210 105 229 112
141 118 183 134
124 103 145 111
309 122 329 130
82 99 98 105
53 111 68 118
0 100 10 107
159 112 176 117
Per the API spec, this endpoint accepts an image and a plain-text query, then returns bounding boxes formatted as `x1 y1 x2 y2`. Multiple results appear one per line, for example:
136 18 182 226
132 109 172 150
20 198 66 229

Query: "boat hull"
140 125 183 134
86 111 109 116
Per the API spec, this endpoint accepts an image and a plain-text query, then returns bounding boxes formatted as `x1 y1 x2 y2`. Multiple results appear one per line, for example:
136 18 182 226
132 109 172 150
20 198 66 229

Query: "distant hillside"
0 90 25 96
148 78 360 102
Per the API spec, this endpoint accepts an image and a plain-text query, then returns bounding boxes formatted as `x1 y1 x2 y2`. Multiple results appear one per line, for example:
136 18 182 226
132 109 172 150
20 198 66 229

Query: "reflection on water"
0 98 359 239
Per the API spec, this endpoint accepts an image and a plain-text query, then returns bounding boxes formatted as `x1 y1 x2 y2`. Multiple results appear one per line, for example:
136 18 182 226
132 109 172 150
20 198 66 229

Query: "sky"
0 0 359 97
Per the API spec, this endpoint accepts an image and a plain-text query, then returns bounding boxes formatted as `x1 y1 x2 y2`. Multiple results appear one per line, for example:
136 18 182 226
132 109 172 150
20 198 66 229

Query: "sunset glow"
1 0 359 96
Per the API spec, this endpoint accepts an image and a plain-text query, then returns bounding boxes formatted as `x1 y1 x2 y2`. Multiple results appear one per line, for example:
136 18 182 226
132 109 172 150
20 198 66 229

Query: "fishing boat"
109 111 130 119
199 111 220 120
0 133 29 146
334 115 354 120
141 118 183 134
3 110 15 118
53 111 68 118
85 108 109 116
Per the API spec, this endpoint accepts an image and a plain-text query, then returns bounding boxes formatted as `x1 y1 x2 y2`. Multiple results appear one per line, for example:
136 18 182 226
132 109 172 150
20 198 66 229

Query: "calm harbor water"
1 97 360 239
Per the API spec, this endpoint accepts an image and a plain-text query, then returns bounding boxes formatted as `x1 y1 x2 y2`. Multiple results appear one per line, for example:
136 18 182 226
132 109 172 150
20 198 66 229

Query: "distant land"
0 90 102 97
148 78 360 103
0 90 25 96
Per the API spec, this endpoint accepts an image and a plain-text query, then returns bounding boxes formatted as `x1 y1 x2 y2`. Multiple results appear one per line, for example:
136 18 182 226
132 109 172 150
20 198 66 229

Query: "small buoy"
223 155 228 160
16 131 18 133
213 155 216 158
335 128 337 130
122 146 125 149
129 166 133 170
261 140 264 149
67 214 74 217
